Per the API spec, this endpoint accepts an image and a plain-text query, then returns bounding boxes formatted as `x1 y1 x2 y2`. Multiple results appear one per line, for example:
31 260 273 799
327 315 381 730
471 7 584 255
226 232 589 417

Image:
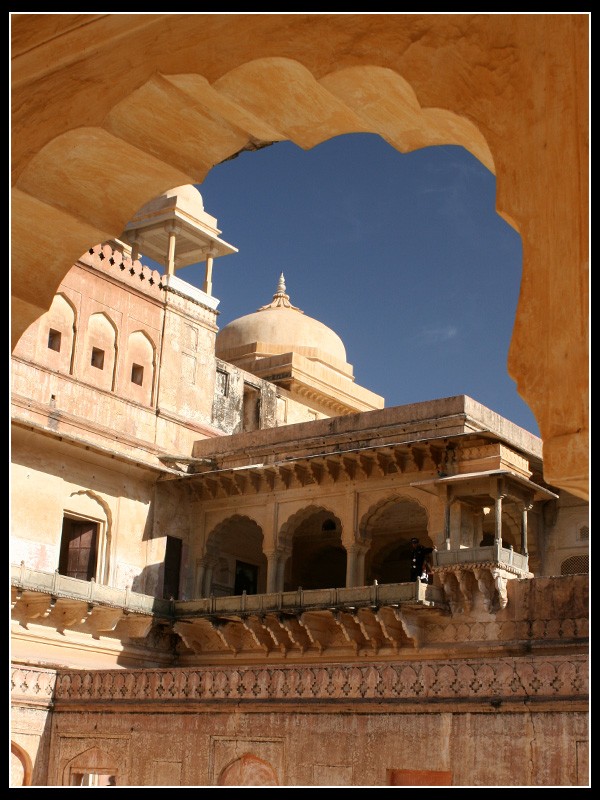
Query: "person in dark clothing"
409 537 435 582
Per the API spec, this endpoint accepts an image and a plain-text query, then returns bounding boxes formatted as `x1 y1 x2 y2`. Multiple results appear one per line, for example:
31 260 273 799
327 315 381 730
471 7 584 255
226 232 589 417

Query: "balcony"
430 543 532 614
11 563 449 660
12 548 532 661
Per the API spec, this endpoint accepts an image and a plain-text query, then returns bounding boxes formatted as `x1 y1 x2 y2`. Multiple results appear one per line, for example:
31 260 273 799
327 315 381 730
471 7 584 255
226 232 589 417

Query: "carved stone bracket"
434 563 530 615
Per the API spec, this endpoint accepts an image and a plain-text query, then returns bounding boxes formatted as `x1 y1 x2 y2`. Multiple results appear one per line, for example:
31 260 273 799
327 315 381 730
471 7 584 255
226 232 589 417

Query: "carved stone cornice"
187 443 438 498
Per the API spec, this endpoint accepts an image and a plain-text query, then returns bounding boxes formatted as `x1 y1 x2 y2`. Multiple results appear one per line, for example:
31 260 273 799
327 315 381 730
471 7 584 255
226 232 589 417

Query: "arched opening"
362 496 430 584
81 311 118 393
561 554 589 576
61 490 112 585
205 515 266 596
126 329 156 406
10 742 32 787
62 746 120 787
217 753 279 786
282 508 345 591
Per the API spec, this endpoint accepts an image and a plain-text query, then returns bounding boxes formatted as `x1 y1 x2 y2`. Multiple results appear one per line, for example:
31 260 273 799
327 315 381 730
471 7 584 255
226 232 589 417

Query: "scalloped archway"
11 15 588 499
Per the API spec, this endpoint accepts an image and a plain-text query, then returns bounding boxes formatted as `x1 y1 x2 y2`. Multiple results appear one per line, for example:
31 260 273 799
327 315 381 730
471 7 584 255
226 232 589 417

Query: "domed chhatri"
120 184 238 290
215 274 384 416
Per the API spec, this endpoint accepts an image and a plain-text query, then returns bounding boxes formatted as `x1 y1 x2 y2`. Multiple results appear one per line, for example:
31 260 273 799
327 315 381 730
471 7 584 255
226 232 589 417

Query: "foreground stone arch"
11 14 588 499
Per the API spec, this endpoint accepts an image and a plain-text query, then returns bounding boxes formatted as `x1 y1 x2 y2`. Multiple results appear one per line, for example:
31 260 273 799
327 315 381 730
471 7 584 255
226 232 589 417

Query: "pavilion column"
444 498 452 550
275 551 289 592
203 255 214 295
492 479 507 548
195 560 207 597
200 560 215 597
166 229 177 276
345 543 357 588
521 502 533 557
474 511 484 548
494 494 503 545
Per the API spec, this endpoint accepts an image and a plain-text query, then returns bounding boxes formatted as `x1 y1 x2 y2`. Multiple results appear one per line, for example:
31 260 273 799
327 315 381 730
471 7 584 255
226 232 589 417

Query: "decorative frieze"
48 654 588 707
11 666 57 707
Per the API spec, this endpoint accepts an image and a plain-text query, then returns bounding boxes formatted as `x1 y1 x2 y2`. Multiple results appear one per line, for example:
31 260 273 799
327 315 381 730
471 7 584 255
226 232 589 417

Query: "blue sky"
172 133 540 436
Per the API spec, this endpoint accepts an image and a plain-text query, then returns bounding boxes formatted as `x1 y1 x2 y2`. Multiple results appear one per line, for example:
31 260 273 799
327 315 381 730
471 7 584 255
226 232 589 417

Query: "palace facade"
11 185 588 786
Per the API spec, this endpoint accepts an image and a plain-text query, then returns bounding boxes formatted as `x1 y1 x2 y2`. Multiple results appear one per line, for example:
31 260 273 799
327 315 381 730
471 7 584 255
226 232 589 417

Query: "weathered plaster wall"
44 700 588 786
10 429 159 594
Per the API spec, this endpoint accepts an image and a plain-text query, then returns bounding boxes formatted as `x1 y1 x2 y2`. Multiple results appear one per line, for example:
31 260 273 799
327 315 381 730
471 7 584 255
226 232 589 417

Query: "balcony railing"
11 563 446 620
431 543 529 573
174 580 446 618
11 562 171 616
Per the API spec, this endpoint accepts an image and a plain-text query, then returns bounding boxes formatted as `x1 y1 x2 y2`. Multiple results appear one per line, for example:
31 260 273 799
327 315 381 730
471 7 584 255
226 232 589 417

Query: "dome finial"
257 274 303 313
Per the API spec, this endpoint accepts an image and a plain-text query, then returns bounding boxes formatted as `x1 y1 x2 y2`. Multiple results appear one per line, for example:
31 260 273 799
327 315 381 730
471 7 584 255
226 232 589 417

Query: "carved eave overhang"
175 437 475 494
432 556 533 615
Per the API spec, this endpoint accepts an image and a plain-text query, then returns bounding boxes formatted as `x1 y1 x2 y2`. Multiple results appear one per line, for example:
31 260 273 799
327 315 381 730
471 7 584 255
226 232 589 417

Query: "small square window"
216 369 229 396
48 329 61 352
91 347 105 369
131 363 144 386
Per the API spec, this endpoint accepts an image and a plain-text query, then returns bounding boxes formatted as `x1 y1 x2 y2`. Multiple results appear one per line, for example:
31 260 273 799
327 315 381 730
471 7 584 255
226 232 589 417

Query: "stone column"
474 511 484 548
203 255 214 295
521 502 533 557
354 543 369 587
449 502 462 550
196 557 215 597
166 228 177 276
494 494 503 545
440 485 452 550
338 490 359 585
276 552 289 592
345 543 355 588
265 550 279 593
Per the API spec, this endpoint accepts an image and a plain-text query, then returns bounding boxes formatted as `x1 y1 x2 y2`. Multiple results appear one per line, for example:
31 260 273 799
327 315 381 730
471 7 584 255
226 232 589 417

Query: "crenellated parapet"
80 243 166 300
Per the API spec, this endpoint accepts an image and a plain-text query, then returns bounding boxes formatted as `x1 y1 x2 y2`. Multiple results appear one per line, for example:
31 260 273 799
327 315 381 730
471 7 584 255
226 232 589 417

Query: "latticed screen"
561 555 589 575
